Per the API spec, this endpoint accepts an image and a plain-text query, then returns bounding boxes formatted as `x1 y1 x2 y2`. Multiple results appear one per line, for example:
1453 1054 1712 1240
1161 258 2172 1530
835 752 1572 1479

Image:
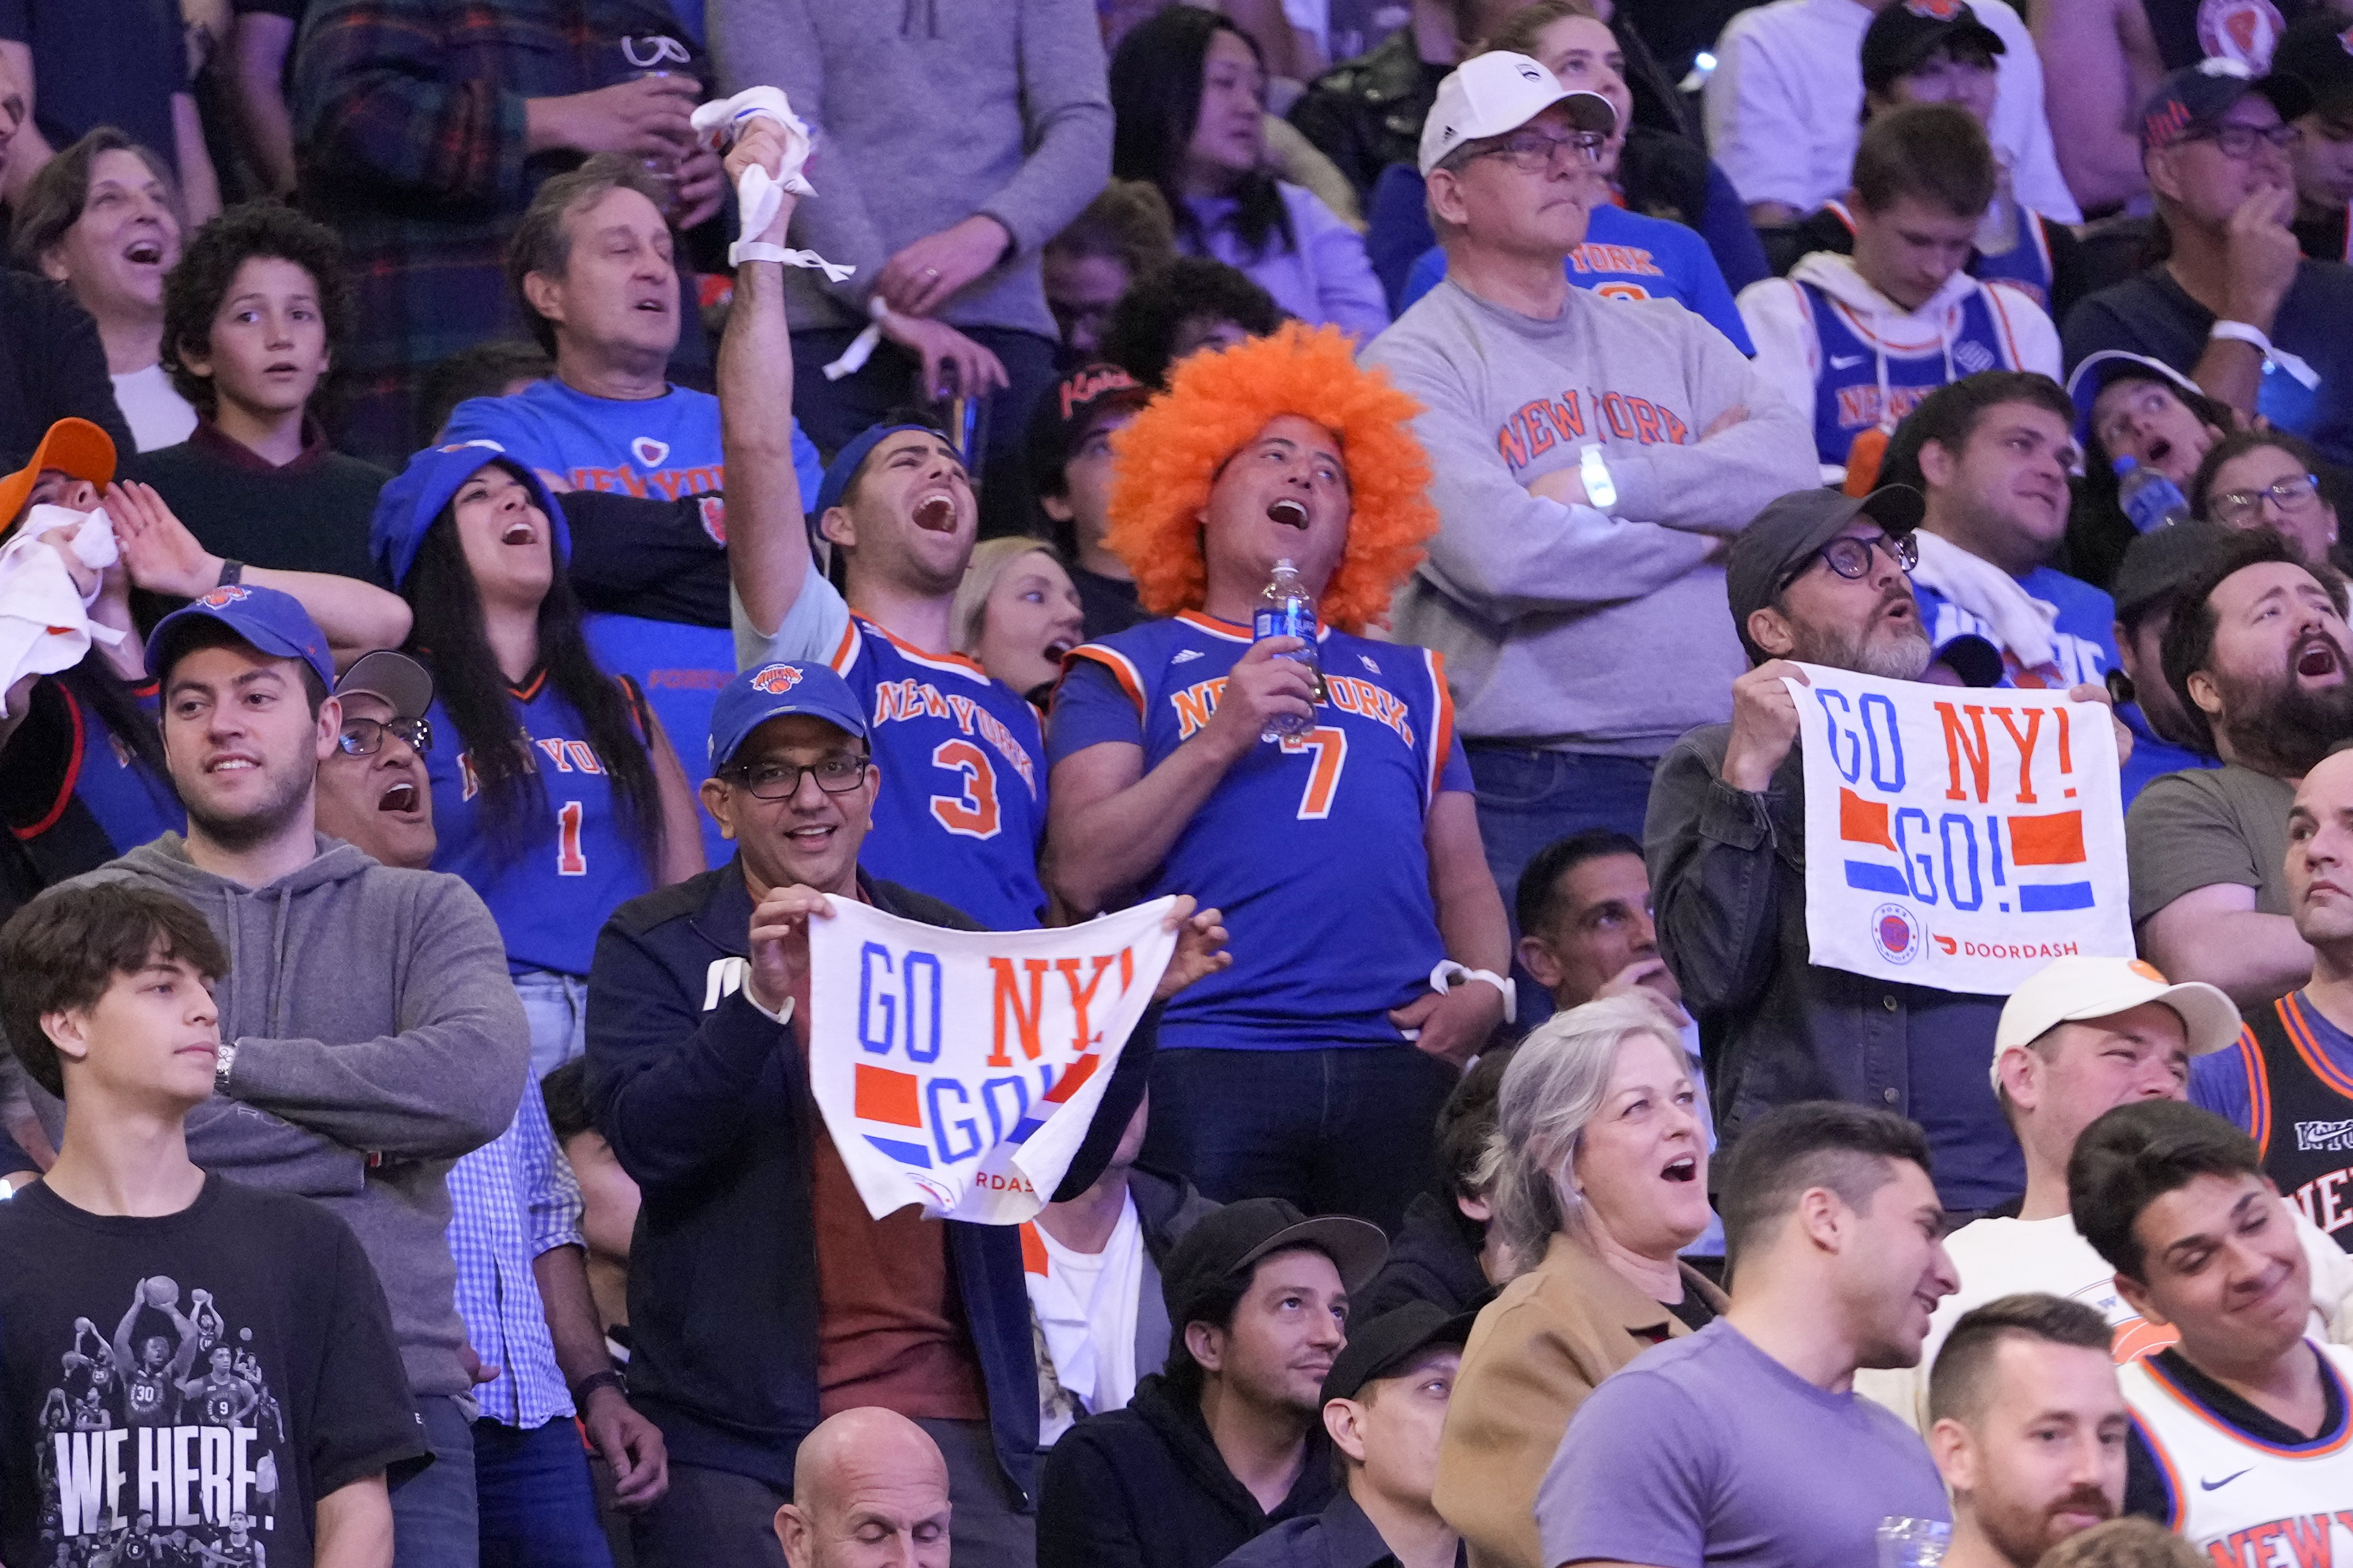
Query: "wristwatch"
213 1039 238 1094
215 560 245 588
1578 444 1618 511
572 1368 628 1407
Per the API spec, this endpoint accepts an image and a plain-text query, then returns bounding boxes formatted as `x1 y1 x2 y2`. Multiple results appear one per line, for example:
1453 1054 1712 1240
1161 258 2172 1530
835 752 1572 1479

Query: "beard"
1793 594 1934 681
185 761 313 853
1972 1484 2116 1568
2211 636 2353 778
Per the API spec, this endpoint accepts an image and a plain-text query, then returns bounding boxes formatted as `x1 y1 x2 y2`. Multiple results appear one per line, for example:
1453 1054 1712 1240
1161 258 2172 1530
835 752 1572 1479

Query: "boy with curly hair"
1045 321 1512 1231
133 202 391 585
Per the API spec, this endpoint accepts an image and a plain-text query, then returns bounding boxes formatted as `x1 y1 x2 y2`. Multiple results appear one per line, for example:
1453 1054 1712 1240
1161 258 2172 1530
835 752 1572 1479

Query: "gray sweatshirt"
27 835 528 1397
1360 279 1817 755
710 0 1112 340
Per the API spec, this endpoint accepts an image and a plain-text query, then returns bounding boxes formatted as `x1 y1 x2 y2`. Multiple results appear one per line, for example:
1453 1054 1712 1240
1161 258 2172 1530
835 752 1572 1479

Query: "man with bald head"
776 1408 953 1568
2192 745 2353 1251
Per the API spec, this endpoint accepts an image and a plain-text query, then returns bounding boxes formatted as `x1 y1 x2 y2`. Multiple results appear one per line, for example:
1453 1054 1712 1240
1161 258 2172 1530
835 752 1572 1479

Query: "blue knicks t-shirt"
1049 612 1472 1051
1915 567 2118 689
441 377 823 509
424 669 656 976
1400 204 1757 355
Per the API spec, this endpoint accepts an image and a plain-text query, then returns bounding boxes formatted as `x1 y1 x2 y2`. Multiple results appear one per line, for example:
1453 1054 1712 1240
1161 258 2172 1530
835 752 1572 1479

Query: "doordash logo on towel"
1787 665 2133 993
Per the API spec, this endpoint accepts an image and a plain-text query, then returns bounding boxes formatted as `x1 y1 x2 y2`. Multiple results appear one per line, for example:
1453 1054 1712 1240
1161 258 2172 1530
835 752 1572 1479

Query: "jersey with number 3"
1051 611 1470 1051
425 668 656 976
831 615 1048 932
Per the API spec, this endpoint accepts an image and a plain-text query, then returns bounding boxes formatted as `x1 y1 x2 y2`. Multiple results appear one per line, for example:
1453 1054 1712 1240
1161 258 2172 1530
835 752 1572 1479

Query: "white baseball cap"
1989 955 2242 1089
1418 51 1618 177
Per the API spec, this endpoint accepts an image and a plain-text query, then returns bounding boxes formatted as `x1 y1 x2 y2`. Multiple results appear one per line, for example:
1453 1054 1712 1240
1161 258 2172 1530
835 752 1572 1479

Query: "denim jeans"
1142 1046 1461 1234
392 1394 479 1568
515 969 589 1084
475 1416 615 1568
788 326 1060 540
1464 745 1661 916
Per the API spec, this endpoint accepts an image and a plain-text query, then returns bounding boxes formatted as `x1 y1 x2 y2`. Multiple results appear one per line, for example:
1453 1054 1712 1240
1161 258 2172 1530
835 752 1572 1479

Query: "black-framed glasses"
336 716 432 757
2208 472 2321 528
2183 121 2302 159
727 754 871 799
1473 127 1606 174
1781 530 1918 590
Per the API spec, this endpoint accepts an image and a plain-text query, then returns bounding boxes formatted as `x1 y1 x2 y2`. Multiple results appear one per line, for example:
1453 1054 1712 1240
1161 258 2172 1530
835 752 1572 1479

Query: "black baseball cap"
2139 58 2313 151
1026 363 1153 499
2112 518 2235 627
1160 1198 1389 1329
2272 11 2353 120
1861 0 2006 96
1320 1302 1478 1405
1725 485 1927 660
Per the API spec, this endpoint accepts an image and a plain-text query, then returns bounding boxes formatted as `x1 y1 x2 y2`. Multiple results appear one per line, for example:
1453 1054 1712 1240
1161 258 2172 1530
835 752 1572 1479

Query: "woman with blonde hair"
1435 992 1727 1568
951 537 1086 709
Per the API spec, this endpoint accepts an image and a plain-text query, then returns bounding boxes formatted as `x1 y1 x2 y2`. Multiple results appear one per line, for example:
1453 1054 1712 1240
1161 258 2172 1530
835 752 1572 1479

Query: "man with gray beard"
1646 485 2073 1213
2129 530 2353 1007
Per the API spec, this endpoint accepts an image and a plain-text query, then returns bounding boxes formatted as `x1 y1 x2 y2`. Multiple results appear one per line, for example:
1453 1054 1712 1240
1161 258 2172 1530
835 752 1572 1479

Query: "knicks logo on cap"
1058 365 1140 419
751 664 804 695
195 585 252 608
2144 99 2194 145
2128 958 2169 983
1905 0 1965 19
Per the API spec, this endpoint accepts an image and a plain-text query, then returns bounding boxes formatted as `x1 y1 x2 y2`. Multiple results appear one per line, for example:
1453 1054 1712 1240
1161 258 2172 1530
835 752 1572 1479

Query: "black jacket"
585 859 1158 1497
0 271 133 463
1038 1373 1336 1568
1357 1192 1490 1319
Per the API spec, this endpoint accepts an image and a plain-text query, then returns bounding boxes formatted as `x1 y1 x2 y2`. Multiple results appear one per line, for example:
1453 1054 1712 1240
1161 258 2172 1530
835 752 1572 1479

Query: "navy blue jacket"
584 858 1160 1498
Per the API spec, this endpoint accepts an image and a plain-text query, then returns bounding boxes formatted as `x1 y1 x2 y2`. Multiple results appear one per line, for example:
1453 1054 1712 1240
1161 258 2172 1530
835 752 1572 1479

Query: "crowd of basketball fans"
10 0 2353 1565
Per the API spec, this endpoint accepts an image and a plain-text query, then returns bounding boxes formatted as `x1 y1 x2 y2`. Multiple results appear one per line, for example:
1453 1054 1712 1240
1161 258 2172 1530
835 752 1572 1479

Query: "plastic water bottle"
2114 456 2191 534
1253 558 1321 742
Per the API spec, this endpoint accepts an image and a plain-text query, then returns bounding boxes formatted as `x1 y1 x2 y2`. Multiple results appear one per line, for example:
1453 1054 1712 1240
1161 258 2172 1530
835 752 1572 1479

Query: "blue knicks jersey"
831 615 1047 932
584 612 733 867
424 670 655 976
1050 612 1470 1051
1799 279 2025 468
1819 198 2058 314
36 677 183 853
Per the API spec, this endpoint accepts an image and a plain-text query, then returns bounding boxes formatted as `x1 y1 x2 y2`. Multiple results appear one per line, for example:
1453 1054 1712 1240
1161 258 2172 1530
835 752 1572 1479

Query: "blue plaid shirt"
446 1078 586 1428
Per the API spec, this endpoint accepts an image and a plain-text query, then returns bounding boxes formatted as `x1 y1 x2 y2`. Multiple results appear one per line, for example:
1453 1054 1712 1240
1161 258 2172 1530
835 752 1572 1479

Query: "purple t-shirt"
1539 1319 1947 1568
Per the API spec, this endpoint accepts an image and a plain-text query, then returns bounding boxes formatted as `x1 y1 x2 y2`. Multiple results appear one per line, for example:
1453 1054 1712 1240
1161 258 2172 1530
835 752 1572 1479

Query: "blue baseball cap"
369 440 571 589
146 583 336 692
707 660 869 772
810 423 949 537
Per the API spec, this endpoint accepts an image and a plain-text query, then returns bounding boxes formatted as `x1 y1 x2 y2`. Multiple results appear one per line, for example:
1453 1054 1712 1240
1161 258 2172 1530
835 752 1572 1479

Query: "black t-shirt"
2061 260 2353 470
0 1176 427 1568
1070 565 1143 642
0 0 186 179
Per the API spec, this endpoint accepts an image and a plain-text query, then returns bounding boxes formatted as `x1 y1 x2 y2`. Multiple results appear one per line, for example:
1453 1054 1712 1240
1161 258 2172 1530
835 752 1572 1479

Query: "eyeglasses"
2182 121 2303 159
1781 530 1918 590
727 754 871 799
2208 471 2322 527
1471 127 1606 174
335 716 432 757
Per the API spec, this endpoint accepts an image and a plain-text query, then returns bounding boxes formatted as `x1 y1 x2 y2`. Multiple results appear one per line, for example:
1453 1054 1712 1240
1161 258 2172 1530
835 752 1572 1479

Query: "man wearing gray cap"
1360 49 1813 903
2107 519 2227 803
1646 483 2110 1212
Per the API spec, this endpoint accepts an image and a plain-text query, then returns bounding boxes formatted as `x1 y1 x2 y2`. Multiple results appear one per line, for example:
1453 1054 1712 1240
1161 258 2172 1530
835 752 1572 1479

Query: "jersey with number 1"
424 668 655 976
831 615 1048 932
1051 611 1470 1051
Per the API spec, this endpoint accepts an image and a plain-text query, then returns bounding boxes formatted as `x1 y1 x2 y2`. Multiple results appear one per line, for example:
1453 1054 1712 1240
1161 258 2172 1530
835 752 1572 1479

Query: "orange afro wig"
1104 320 1436 635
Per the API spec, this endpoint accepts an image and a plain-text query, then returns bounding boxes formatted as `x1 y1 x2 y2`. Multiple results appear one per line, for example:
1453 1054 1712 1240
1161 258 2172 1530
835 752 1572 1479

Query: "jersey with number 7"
1051 611 1469 1049
424 668 660 976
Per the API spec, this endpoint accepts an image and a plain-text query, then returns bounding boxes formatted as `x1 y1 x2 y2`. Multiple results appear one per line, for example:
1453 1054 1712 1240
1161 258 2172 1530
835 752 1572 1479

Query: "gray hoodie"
709 0 1112 340
1360 279 1819 756
26 835 528 1398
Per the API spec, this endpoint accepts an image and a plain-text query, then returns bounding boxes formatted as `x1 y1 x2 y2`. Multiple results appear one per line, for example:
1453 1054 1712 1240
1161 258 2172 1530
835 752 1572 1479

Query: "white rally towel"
691 86 856 283
0 507 123 719
1785 662 2132 995
806 895 1180 1223
1909 529 2059 673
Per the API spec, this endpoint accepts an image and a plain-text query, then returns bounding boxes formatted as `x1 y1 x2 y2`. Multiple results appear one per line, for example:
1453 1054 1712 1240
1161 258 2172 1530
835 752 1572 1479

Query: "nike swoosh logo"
1829 354 1864 369
2200 1469 2252 1491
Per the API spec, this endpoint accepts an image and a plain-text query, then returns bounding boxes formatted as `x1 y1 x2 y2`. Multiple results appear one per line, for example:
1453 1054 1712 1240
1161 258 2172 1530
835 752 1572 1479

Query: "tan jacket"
1431 1228 1729 1568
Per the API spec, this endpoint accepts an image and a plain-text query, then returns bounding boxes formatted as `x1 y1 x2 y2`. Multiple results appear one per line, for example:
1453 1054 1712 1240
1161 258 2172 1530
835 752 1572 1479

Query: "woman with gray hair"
1431 993 1727 1568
